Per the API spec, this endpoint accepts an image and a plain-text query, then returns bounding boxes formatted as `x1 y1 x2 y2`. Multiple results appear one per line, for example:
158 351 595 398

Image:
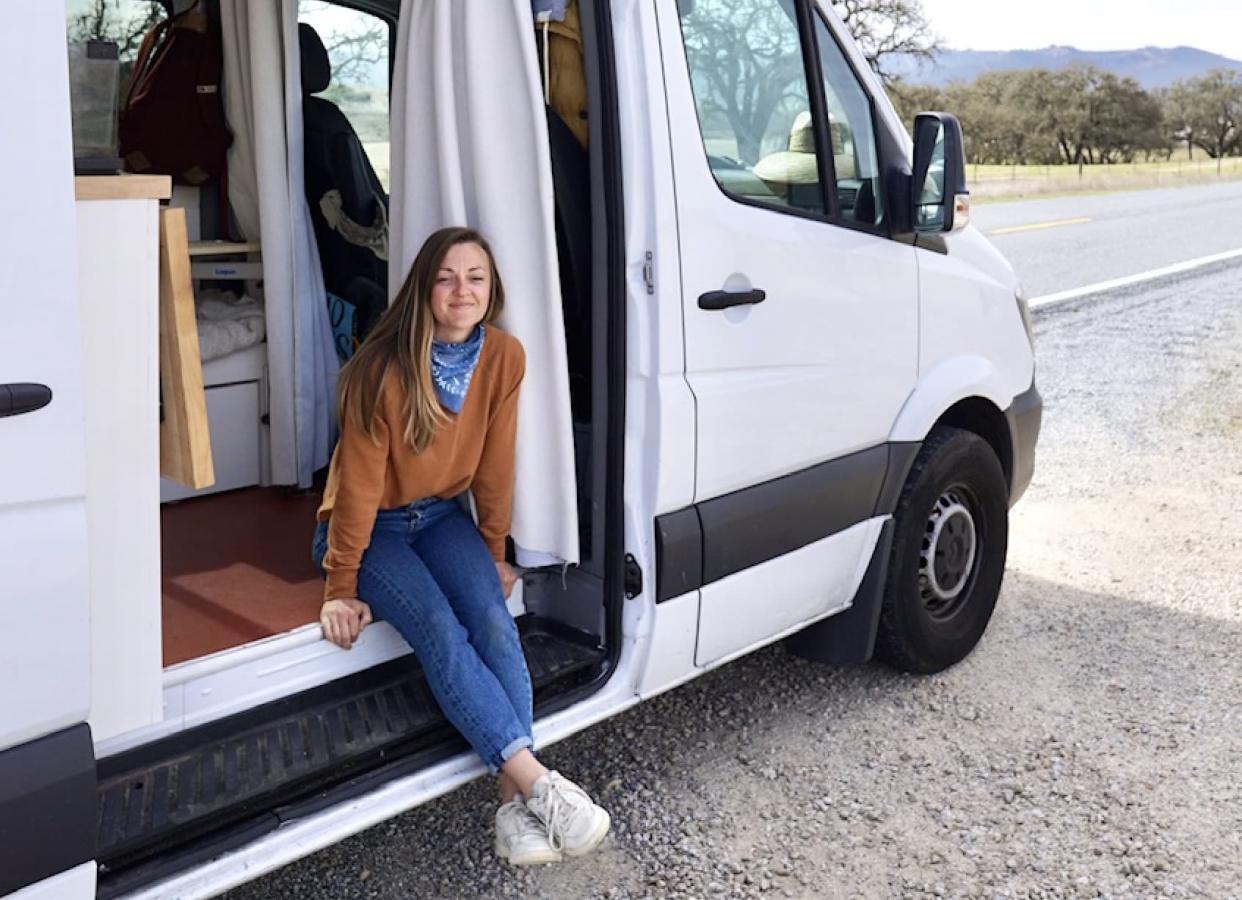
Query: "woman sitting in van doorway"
311 226 611 866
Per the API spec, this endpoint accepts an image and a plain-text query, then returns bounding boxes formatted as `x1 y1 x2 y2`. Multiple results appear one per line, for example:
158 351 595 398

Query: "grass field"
971 155 1242 202
361 138 1240 205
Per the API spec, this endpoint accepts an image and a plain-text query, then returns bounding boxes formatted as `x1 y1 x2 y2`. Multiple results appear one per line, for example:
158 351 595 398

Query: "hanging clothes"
534 0 588 148
390 0 580 568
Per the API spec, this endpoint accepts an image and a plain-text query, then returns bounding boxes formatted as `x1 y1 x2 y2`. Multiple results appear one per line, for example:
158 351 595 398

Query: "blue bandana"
430 325 485 414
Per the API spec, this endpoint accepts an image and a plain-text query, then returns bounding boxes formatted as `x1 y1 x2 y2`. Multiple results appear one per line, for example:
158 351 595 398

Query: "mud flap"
784 519 894 665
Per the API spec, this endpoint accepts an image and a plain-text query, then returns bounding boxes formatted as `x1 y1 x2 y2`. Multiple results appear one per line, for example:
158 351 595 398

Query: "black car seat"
299 22 388 348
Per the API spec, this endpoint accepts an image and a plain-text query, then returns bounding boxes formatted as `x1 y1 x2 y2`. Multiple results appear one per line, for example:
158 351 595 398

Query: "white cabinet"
160 343 267 503
75 175 169 744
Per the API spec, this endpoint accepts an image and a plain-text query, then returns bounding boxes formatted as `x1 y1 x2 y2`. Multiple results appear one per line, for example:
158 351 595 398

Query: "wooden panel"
74 174 172 201
187 240 262 256
159 208 215 489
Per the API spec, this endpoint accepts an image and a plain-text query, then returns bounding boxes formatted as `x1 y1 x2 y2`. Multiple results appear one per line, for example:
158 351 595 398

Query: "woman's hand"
495 561 518 599
320 597 373 650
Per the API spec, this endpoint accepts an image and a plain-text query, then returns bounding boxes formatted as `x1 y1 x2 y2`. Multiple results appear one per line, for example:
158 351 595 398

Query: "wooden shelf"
188 241 262 257
75 174 172 202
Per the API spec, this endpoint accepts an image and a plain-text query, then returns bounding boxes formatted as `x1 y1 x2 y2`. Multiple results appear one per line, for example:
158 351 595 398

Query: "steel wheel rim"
919 488 978 620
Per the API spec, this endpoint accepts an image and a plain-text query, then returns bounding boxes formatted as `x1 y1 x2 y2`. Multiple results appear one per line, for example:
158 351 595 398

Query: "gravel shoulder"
228 264 1242 900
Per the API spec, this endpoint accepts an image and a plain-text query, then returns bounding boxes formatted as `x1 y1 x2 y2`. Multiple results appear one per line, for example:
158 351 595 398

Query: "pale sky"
920 0 1242 61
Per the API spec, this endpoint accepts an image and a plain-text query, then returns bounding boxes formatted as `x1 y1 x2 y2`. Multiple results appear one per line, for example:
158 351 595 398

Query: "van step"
95 616 603 872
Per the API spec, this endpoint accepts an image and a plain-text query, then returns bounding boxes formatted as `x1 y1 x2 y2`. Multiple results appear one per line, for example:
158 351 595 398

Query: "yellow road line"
990 216 1093 236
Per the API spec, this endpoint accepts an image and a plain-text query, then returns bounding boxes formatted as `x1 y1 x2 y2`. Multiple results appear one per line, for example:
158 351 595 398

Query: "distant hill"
890 45 1242 89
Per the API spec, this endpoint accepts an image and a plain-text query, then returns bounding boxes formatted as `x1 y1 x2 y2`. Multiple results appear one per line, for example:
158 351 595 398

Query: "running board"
96 616 603 875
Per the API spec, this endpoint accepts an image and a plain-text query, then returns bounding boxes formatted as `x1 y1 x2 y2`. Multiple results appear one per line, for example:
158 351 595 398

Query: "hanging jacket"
535 0 588 148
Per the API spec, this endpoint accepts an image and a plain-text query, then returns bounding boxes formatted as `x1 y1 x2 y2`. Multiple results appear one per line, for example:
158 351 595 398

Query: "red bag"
119 3 232 185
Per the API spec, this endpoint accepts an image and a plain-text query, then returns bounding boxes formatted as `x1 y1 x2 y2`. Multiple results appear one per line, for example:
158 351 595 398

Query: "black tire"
875 426 1009 674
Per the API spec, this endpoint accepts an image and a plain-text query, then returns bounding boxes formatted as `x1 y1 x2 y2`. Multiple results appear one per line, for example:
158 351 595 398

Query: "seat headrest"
298 23 331 95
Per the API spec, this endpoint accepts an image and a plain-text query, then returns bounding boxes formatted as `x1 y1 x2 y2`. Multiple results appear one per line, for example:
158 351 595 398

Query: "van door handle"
698 289 766 311
0 383 53 419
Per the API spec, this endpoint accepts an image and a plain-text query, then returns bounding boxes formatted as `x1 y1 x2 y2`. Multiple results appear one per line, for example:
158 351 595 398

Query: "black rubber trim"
98 738 462 900
873 442 922 518
582 0 627 688
653 441 920 599
914 233 949 255
95 617 603 879
699 444 887 584
1004 379 1042 507
0 722 96 897
797 0 840 220
785 517 894 665
655 507 704 603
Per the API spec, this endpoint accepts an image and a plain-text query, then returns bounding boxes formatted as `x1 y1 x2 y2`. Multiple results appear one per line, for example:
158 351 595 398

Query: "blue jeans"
313 497 533 773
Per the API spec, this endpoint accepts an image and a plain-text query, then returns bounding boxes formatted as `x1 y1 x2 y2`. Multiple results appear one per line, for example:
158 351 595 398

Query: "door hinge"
642 251 654 295
624 553 644 599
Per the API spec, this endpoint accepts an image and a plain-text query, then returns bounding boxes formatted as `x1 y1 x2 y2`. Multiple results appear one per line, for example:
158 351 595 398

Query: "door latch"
624 553 644 599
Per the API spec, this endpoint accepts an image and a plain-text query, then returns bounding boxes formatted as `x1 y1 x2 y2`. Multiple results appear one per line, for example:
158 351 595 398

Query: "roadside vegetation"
892 66 1242 200
891 68 1242 169
968 154 1242 201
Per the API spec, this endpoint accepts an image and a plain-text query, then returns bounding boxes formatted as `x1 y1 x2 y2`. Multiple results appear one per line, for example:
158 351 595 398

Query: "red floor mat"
161 487 324 666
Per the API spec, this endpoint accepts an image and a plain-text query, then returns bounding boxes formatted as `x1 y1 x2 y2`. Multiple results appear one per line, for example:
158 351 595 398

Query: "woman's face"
429 241 491 343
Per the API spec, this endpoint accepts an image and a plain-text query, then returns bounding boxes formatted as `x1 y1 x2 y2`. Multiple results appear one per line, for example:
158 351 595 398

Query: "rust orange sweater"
316 328 525 600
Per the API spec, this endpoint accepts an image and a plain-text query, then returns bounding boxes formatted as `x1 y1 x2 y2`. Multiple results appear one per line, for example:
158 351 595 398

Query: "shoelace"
540 777 591 853
542 787 566 852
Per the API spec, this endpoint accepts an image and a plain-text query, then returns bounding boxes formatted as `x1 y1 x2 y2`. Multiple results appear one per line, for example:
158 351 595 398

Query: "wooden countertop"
75 174 173 202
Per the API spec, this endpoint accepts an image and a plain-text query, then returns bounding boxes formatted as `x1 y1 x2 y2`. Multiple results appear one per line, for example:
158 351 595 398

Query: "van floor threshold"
95 615 603 872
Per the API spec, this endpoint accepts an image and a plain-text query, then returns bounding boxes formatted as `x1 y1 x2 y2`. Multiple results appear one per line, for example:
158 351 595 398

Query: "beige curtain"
389 0 579 566
220 0 339 487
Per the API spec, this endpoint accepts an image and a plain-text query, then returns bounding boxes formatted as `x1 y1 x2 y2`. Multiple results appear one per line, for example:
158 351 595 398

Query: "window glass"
677 0 824 215
64 0 166 98
298 1 391 190
813 16 884 227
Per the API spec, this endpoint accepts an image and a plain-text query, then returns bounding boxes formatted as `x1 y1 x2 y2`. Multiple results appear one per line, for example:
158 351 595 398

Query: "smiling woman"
312 224 613 865
431 242 497 342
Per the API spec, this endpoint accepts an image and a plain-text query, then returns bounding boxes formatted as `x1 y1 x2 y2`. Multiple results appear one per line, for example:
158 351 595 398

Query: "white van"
1 0 1039 897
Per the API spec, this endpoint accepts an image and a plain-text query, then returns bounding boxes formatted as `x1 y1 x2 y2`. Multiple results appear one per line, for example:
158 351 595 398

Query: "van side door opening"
53 0 629 889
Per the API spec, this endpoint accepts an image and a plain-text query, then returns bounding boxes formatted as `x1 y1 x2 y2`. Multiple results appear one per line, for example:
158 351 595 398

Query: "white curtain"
390 0 580 566
220 0 339 488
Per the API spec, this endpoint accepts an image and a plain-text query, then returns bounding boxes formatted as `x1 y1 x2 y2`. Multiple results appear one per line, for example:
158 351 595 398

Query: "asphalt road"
970 181 1242 298
227 186 1242 899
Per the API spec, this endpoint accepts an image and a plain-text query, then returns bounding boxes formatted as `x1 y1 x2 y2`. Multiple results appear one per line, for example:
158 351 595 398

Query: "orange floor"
161 487 325 667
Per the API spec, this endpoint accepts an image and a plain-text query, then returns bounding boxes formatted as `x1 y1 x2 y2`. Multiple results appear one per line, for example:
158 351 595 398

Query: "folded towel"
195 289 266 362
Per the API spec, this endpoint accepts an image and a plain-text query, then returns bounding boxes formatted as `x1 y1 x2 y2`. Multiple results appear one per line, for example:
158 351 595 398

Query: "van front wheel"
875 427 1008 674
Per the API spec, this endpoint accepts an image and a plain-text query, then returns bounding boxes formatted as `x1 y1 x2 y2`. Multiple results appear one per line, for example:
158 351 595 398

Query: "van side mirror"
911 112 969 233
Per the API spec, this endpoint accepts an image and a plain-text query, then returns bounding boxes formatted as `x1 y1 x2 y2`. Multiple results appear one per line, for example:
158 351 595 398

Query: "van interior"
66 0 621 889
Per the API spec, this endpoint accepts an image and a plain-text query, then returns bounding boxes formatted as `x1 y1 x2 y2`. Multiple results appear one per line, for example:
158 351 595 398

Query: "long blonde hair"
337 226 506 453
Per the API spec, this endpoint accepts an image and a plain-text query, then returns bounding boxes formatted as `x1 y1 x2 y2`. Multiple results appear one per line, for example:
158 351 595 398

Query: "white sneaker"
495 798 561 866
525 772 612 857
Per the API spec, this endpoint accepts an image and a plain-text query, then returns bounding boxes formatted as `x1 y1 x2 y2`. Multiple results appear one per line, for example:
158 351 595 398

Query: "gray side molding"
0 723 96 896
